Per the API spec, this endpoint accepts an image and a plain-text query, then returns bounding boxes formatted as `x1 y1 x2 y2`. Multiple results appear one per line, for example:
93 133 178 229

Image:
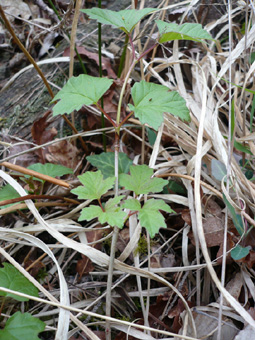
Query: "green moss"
134 235 148 256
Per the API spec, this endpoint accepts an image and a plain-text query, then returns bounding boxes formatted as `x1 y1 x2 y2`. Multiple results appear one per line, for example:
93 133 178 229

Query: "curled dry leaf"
46 139 80 169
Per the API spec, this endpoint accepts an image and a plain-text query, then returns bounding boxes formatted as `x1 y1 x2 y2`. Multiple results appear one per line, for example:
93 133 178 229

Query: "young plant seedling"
51 6 213 337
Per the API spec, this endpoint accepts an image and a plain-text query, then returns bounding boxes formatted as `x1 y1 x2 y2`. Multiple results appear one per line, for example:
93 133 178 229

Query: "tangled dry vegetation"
1 0 255 339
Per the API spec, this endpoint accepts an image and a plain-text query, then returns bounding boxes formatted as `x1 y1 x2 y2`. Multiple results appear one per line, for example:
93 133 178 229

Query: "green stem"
117 34 129 78
105 133 120 340
46 0 62 20
116 59 136 128
98 0 106 152
116 39 157 131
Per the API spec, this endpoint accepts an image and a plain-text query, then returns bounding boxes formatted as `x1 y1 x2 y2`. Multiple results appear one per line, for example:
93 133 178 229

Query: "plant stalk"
98 0 107 152
105 133 120 339
117 34 129 78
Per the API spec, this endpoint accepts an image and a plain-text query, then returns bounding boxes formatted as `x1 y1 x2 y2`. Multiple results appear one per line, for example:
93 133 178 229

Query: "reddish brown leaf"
169 299 193 334
63 46 117 79
31 110 58 163
76 254 94 279
181 209 192 226
116 228 130 254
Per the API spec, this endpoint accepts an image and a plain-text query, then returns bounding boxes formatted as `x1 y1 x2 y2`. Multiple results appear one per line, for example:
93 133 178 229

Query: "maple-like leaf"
129 81 190 130
123 198 174 237
52 75 113 116
81 8 156 34
87 152 132 178
0 263 38 302
0 312 45 340
156 20 213 43
79 196 127 228
138 199 174 237
71 171 115 200
119 165 167 195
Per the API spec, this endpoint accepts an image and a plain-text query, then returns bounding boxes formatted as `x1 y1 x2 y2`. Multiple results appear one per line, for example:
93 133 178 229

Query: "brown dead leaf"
3 138 38 168
76 254 94 279
76 228 104 280
24 258 45 278
240 250 255 268
116 228 130 253
31 110 58 163
63 46 117 79
46 139 80 169
178 310 238 340
204 196 223 217
189 216 224 248
169 299 193 334
217 237 235 265
181 209 192 226
220 272 243 307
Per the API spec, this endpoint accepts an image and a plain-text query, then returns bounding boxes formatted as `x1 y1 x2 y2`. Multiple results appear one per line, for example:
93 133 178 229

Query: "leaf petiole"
98 198 105 212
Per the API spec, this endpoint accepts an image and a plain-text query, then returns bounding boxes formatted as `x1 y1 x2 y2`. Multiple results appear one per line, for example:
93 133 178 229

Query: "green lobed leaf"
81 8 156 34
122 198 141 211
0 263 38 302
71 170 115 200
156 20 213 43
129 81 190 130
0 184 25 210
52 75 113 116
223 194 244 236
211 159 227 182
138 199 175 237
79 196 127 228
119 164 168 195
0 312 45 340
27 163 73 182
231 245 251 261
87 152 133 178
79 205 102 222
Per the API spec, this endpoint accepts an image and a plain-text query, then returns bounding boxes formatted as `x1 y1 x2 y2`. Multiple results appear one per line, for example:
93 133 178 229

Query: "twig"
0 161 70 188
0 194 79 207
